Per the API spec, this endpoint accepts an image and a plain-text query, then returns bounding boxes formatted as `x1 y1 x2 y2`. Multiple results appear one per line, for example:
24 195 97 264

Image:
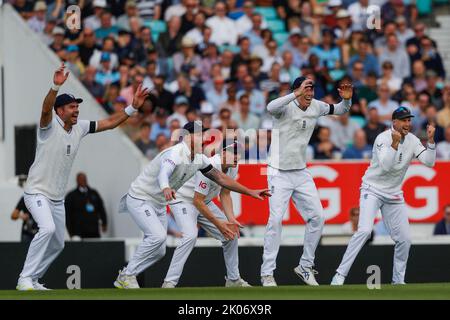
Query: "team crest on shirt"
37 200 42 207
182 207 187 215
295 119 307 131
145 209 151 217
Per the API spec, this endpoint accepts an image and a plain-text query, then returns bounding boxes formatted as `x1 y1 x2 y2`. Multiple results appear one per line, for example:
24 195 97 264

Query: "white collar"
55 114 72 133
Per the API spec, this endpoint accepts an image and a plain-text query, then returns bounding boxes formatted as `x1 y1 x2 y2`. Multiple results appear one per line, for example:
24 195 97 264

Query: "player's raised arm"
267 79 314 116
95 84 149 133
193 192 238 241
203 167 271 200
415 123 436 167
333 82 353 115
40 63 69 128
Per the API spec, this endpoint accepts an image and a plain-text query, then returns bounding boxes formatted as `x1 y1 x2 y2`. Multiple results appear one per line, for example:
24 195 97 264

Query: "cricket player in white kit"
162 141 250 288
261 77 353 287
17 63 150 291
114 122 270 289
331 107 436 285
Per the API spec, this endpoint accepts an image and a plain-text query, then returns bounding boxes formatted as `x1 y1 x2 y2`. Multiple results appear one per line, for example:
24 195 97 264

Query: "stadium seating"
254 6 277 20
266 19 285 33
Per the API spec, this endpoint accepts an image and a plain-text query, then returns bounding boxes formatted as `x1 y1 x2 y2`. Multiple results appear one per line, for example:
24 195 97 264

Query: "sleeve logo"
199 181 207 189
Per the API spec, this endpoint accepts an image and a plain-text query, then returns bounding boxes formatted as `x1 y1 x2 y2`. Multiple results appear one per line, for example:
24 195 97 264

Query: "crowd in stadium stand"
11 0 450 161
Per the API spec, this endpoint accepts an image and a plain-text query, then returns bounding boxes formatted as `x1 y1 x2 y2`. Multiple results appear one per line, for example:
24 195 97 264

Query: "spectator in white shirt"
206 2 238 46
395 16 414 47
117 0 143 32
348 0 370 31
164 0 187 22
260 40 282 73
167 96 189 127
368 83 400 126
206 76 228 112
89 37 119 71
377 61 402 94
235 0 267 36
437 127 450 160
27 1 47 34
237 75 266 116
232 93 261 131
185 12 206 45
326 113 361 151
378 34 411 80
85 0 112 31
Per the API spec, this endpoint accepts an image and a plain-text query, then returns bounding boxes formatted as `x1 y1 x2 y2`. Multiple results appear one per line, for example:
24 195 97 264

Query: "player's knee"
268 212 283 226
183 233 198 246
39 223 56 237
357 229 372 240
154 233 167 247
156 245 166 259
397 234 412 247
308 213 325 229
57 238 65 251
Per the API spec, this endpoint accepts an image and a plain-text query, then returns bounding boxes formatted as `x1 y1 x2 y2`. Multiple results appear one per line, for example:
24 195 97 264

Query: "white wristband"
124 105 138 116
51 84 60 92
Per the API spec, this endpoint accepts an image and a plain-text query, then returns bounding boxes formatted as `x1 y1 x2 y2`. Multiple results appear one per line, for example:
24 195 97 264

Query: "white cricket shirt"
362 129 436 193
24 116 96 201
267 93 351 170
128 141 212 206
174 154 238 204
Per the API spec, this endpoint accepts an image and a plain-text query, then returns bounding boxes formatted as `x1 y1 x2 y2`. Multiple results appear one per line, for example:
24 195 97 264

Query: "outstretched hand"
53 62 69 86
250 189 272 200
338 82 353 100
427 122 436 144
132 84 150 109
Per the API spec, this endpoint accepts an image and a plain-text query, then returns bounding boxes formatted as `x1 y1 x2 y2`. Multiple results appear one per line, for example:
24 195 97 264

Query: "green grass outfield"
1 283 450 300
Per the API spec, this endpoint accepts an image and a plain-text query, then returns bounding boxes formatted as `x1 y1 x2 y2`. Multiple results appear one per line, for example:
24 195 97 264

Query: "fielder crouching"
163 141 250 288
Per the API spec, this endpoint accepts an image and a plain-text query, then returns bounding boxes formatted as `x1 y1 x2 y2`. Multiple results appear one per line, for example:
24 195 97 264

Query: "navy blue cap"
392 106 414 120
54 93 83 110
183 120 209 134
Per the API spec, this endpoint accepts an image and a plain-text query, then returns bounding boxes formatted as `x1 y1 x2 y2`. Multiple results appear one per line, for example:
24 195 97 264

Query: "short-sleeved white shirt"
25 116 96 201
129 142 212 206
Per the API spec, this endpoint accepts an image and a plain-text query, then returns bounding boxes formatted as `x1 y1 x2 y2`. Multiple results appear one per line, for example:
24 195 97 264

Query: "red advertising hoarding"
229 161 450 225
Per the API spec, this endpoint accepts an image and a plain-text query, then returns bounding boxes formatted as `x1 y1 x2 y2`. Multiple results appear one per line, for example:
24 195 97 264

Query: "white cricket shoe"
33 281 51 290
16 277 35 291
294 265 319 286
330 273 345 286
225 277 251 287
162 281 176 288
114 270 140 289
261 275 277 287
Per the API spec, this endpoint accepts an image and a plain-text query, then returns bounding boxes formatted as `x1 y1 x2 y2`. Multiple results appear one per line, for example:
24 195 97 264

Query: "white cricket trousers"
336 184 411 284
20 194 65 280
123 195 168 276
261 168 325 277
164 201 240 285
